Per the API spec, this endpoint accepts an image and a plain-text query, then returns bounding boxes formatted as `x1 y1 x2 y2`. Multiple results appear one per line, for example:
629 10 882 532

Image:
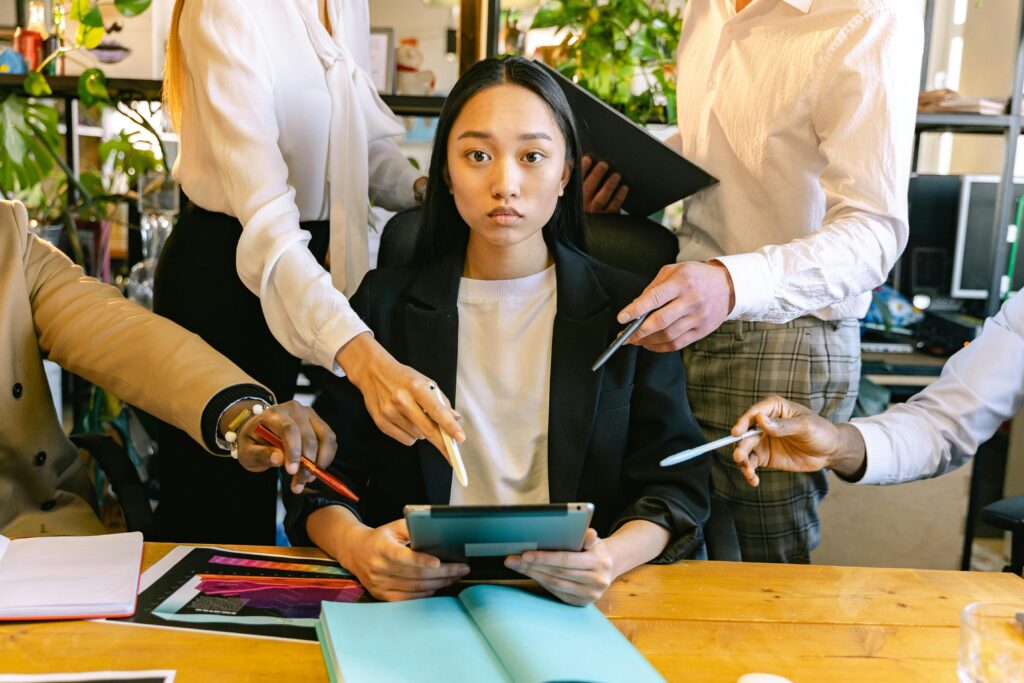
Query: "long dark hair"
414 56 587 264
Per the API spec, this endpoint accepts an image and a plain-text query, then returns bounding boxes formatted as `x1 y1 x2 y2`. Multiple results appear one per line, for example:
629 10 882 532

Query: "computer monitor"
895 174 962 299
951 174 1024 299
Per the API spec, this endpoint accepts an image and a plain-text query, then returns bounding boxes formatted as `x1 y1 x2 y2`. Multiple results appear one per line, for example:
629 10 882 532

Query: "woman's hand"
337 333 465 462
229 400 337 494
504 529 615 606
730 395 867 486
343 519 470 601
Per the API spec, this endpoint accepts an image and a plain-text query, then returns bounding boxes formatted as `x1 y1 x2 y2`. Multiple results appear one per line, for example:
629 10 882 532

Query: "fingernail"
617 312 629 324
286 462 298 475
505 559 519 569
458 566 471 575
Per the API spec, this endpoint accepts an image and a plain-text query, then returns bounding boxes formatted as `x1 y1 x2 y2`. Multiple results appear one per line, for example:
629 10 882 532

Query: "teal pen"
660 427 764 467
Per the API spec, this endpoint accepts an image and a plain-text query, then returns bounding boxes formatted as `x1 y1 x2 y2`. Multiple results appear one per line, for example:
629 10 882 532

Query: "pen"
660 427 764 467
426 383 469 487
591 312 650 371
253 423 359 502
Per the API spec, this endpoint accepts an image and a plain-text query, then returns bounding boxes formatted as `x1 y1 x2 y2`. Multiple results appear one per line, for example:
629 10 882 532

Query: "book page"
318 597 511 683
0 532 143 619
459 585 666 683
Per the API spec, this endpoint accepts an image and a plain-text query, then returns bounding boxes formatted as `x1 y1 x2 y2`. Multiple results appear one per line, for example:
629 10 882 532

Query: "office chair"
378 208 678 279
980 496 1024 575
376 208 741 561
71 432 156 536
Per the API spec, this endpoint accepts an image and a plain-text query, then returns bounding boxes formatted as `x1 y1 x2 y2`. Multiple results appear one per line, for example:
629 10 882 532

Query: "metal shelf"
915 0 1024 317
0 74 163 100
0 75 446 117
915 112 1017 134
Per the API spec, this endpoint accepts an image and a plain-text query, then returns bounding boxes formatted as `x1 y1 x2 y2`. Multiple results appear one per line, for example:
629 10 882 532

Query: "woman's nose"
491 159 521 199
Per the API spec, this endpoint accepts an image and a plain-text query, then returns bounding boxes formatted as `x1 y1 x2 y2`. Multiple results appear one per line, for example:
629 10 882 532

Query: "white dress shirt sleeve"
716 9 922 321
182 0 369 373
852 293 1024 485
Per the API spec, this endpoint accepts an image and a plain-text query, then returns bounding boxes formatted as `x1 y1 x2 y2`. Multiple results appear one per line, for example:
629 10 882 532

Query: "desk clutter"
4 542 1024 681
0 538 663 681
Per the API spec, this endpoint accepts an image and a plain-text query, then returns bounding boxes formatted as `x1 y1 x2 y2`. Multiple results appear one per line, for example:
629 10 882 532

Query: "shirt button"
12 383 23 399
34 451 47 466
40 499 57 512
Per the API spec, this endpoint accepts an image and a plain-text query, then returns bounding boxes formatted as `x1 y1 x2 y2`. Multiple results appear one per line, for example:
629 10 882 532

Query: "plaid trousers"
683 318 860 563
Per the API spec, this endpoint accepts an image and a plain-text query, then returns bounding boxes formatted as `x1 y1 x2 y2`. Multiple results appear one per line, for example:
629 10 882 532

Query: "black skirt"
152 200 328 544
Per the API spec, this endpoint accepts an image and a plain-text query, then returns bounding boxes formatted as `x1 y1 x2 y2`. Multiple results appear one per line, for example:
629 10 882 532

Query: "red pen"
254 423 359 502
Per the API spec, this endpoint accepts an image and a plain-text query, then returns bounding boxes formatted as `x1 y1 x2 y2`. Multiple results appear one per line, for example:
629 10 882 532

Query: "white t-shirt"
449 266 557 505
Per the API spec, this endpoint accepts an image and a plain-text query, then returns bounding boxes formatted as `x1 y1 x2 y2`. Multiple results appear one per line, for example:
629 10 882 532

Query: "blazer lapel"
547 244 612 503
403 249 463 504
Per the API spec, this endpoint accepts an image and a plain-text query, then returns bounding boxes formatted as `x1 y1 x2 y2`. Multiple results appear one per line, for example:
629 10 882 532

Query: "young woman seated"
286 56 710 606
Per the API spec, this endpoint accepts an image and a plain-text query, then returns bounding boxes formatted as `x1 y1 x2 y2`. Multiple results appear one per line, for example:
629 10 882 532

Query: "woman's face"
445 84 570 253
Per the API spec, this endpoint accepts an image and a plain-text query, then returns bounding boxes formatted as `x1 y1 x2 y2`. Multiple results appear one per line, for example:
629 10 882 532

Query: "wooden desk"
2 543 1024 682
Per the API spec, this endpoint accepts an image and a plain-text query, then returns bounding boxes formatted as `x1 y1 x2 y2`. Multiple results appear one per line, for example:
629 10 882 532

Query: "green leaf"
0 96 59 198
78 69 111 107
114 0 152 18
76 8 105 49
70 0 92 22
23 71 52 97
80 4 104 27
531 2 566 29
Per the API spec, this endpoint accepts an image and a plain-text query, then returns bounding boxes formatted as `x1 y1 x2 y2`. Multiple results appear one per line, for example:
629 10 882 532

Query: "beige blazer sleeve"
11 201 266 451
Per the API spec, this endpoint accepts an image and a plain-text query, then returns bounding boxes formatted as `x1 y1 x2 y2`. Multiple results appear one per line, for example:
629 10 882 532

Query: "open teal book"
316 584 665 683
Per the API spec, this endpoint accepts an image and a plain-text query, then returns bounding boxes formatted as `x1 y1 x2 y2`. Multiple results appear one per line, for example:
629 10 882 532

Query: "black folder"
537 60 717 217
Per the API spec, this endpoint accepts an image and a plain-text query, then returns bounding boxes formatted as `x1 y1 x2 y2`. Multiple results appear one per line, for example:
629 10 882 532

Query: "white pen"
426 383 469 487
660 427 764 467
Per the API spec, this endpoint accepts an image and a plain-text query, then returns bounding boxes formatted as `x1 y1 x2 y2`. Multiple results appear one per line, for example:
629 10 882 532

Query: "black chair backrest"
378 208 678 279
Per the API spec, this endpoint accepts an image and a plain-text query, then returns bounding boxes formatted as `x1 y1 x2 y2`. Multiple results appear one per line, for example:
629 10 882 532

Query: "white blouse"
173 0 420 372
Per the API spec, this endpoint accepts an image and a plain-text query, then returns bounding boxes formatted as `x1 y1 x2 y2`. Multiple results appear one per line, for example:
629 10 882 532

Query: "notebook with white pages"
0 531 144 620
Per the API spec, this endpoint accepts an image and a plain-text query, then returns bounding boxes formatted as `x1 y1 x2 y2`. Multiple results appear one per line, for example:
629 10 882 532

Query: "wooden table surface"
2 543 1024 682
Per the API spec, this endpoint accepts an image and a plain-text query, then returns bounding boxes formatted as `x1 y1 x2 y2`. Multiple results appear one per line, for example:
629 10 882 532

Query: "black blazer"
287 241 711 562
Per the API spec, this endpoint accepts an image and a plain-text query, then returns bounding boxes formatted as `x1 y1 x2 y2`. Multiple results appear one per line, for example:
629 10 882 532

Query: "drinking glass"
127 173 179 309
958 601 1024 683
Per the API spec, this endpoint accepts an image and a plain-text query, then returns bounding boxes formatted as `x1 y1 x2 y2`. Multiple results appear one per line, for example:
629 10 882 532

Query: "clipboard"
536 60 717 217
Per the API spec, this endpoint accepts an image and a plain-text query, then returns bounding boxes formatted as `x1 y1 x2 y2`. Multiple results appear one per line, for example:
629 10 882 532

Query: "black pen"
591 312 650 371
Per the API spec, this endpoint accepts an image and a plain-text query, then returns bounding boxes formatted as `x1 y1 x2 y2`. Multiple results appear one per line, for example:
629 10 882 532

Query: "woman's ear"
558 162 572 197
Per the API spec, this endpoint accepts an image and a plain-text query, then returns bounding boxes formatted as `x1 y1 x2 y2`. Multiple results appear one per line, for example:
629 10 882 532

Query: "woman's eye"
468 150 490 162
523 151 545 163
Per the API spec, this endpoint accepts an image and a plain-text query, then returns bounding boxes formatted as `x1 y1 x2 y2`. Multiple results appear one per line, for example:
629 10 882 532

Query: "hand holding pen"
613 261 735 353
253 423 358 501
230 400 338 495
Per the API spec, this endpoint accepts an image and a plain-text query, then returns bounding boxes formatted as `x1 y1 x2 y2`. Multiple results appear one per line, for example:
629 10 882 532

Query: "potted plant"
531 0 682 125
0 0 161 273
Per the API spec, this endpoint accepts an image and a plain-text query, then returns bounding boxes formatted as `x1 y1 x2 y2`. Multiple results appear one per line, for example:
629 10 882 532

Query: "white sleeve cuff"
713 251 774 320
851 419 899 485
312 312 373 377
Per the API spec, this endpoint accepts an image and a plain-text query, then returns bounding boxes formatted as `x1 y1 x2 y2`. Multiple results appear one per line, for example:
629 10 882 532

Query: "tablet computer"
404 503 594 578
536 60 717 217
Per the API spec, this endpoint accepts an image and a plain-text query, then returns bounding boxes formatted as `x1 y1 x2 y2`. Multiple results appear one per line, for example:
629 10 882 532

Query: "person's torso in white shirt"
675 0 920 320
175 0 371 223
448 266 557 506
